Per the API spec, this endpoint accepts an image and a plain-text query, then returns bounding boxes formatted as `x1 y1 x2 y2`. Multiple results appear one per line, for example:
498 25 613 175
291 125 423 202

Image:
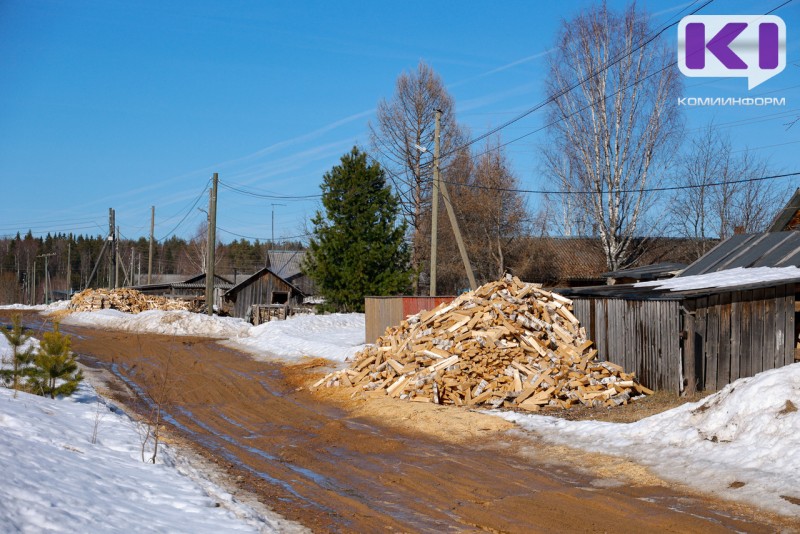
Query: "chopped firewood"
314 275 651 410
69 288 192 313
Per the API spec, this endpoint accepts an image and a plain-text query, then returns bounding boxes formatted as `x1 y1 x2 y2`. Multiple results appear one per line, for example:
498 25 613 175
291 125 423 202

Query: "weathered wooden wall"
684 284 796 392
572 298 682 392
573 283 798 393
365 296 454 343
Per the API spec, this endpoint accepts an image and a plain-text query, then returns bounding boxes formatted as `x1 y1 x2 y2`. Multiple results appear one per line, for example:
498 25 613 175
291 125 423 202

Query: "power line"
218 180 321 200
429 170 800 196
158 179 211 242
447 0 714 156
439 0 795 171
217 226 312 242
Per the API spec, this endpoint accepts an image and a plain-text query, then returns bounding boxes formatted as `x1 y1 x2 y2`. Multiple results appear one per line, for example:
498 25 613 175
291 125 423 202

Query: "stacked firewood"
70 288 191 314
315 275 652 411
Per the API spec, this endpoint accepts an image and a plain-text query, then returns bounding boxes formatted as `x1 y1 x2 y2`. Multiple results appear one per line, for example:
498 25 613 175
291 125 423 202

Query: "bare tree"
670 124 787 258
369 61 464 292
430 139 528 292
542 3 682 270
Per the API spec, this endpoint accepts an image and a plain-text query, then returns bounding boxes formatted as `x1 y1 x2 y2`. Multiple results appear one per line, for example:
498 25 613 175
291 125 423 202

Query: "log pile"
315 275 652 411
69 288 191 314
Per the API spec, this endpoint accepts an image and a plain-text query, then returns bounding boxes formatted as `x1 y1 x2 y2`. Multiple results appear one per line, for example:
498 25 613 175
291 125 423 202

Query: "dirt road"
6 312 793 532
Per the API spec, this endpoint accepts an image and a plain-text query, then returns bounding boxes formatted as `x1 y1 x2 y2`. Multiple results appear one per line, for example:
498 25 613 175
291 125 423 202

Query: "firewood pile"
69 288 192 313
315 275 652 411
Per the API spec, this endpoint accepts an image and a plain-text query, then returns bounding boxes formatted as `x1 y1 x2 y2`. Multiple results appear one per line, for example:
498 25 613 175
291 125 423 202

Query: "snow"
12 303 800 519
635 266 800 292
0 337 300 533
65 309 252 339
231 313 365 363
495 363 800 517
60 310 366 364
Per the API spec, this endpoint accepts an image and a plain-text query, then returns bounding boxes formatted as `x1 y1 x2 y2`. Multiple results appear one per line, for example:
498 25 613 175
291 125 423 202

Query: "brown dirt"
4 310 797 533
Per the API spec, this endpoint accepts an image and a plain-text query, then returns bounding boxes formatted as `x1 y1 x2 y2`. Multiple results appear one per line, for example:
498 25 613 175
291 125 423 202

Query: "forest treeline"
0 231 302 304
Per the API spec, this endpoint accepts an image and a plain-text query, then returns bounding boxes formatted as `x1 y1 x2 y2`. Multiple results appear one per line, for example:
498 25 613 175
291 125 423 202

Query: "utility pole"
440 180 478 290
31 258 36 305
108 208 116 289
66 241 71 296
148 205 154 285
205 173 218 315
429 109 441 296
271 203 285 249
115 225 120 288
37 253 56 304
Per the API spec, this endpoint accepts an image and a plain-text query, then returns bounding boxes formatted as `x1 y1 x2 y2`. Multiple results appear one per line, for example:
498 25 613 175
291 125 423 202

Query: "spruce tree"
304 147 411 312
30 323 83 398
0 315 36 395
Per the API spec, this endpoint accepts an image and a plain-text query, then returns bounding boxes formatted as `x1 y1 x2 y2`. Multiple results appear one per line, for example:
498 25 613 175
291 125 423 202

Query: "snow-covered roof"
635 266 800 292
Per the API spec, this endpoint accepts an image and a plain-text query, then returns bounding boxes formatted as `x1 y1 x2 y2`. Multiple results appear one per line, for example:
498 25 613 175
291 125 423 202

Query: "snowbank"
59 308 366 363
64 309 251 339
496 363 800 517
230 313 365 363
0 300 70 312
0 380 295 532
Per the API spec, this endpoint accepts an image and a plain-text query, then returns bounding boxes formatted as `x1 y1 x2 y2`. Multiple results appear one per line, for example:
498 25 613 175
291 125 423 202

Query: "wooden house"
223 267 305 323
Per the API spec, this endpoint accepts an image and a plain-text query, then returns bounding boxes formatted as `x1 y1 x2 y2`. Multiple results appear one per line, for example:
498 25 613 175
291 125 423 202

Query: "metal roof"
267 250 306 279
601 262 686 280
680 231 800 277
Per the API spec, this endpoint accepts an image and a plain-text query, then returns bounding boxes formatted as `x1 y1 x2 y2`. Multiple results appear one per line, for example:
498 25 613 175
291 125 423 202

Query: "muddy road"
6 311 792 533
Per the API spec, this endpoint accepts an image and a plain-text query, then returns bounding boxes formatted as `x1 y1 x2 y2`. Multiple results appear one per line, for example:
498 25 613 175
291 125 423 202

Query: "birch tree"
542 3 682 270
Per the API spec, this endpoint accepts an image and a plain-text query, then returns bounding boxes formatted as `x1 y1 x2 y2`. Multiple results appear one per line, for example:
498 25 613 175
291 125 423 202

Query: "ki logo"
678 15 786 89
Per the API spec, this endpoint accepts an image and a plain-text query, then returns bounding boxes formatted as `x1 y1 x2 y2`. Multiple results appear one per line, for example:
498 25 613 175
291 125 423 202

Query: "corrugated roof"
267 250 305 278
680 231 800 277
601 262 686 280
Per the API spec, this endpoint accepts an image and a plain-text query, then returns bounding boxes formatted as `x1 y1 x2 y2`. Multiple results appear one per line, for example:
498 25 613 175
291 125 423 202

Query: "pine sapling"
1 315 36 397
30 322 83 399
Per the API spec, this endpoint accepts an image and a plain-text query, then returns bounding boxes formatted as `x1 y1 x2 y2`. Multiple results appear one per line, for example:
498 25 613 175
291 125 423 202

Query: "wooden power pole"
430 109 477 292
429 109 441 297
108 208 116 289
148 205 155 285
205 173 218 315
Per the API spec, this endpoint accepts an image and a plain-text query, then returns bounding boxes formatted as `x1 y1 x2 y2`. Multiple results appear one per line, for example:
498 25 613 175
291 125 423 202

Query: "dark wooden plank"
716 292 732 388
671 300 682 393
763 286 777 372
730 291 741 381
705 294 719 391
751 288 766 376
682 299 697 395
740 292 753 378
785 284 796 366
696 297 708 390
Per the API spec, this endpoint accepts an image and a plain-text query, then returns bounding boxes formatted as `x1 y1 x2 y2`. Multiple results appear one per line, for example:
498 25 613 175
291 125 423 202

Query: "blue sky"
1 0 798 244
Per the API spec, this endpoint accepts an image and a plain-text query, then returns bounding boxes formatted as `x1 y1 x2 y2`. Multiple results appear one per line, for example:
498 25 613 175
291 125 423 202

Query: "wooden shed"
562 231 800 393
223 267 305 322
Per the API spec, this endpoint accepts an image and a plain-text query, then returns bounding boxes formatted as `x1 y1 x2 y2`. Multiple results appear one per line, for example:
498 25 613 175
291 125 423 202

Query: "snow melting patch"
495 363 800 517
